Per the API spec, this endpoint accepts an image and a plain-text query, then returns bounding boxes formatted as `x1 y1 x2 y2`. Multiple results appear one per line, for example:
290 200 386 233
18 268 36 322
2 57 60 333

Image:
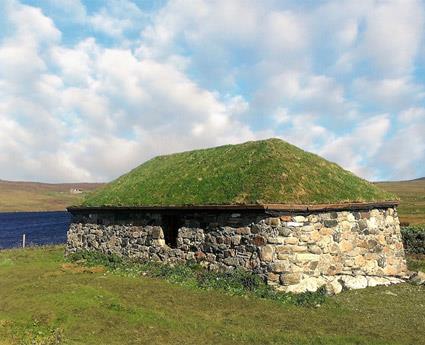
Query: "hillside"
376 178 425 225
0 180 103 212
83 138 395 207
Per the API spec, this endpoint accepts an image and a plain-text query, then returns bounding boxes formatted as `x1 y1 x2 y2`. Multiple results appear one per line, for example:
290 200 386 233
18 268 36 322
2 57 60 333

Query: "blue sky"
0 0 424 183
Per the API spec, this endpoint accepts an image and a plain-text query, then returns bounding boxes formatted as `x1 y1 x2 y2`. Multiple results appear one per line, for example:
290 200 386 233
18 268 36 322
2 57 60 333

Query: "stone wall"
67 207 407 294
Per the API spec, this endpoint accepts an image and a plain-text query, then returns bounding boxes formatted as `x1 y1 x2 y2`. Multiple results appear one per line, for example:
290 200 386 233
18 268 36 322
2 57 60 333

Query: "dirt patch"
60 263 106 274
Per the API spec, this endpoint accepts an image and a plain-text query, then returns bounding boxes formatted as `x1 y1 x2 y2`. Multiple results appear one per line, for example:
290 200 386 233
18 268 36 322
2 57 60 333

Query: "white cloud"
1 0 425 183
319 115 391 179
255 71 350 119
89 0 147 38
0 0 259 182
399 107 425 123
359 0 424 77
378 108 425 179
352 77 425 111
45 0 87 23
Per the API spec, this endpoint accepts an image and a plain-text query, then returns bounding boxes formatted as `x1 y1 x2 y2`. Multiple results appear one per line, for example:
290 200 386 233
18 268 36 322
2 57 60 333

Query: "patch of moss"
83 138 395 207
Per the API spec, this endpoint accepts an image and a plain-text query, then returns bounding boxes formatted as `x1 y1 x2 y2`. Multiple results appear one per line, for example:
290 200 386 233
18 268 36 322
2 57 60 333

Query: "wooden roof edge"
264 200 399 212
67 201 399 213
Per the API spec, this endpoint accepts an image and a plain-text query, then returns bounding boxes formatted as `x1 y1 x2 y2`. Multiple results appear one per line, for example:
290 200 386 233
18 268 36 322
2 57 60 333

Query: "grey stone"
324 219 338 227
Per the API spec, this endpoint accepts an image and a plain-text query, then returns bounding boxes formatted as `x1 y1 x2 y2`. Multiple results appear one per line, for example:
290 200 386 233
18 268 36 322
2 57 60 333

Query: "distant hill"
375 178 425 225
0 180 104 212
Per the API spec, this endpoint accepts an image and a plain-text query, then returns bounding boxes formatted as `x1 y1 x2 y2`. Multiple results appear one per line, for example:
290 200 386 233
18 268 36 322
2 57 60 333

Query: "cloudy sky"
1 0 424 183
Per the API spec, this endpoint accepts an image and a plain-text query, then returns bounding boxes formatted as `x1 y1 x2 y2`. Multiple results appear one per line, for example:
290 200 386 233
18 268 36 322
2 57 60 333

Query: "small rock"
286 222 303 227
410 271 425 285
326 279 343 295
267 217 281 226
341 275 368 290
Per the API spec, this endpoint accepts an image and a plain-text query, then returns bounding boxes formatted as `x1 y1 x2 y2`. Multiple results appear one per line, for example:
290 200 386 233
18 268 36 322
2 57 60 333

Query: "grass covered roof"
82 138 395 207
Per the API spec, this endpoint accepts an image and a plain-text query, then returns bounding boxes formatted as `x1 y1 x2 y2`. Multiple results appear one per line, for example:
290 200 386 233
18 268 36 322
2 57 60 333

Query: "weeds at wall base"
66 250 327 307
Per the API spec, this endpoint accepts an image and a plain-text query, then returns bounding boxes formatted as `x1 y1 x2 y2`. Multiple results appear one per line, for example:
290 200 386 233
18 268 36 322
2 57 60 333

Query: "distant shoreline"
0 180 104 213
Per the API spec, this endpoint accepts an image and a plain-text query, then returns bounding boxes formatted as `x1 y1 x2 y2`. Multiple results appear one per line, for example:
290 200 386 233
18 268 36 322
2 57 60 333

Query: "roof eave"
67 200 399 213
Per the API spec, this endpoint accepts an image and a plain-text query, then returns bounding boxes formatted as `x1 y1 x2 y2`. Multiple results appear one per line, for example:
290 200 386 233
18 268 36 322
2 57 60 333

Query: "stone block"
340 240 354 252
284 237 299 245
231 235 241 246
277 253 290 260
275 245 290 254
339 221 352 232
270 260 290 273
319 227 333 236
295 253 320 262
326 279 343 295
195 251 206 261
280 272 302 285
308 245 322 254
340 275 367 290
286 222 303 227
152 239 165 246
324 219 338 228
301 225 314 232
267 236 285 244
267 272 280 283
285 277 322 293
293 215 306 223
309 231 321 242
354 255 366 267
266 217 281 226
260 245 274 262
367 276 391 287
278 227 292 236
151 226 164 239
236 227 251 235
252 235 267 246
291 245 308 253
307 215 319 223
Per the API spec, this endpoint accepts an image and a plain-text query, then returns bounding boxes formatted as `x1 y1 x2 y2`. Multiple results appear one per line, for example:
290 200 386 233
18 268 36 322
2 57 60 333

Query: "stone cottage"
67 138 407 294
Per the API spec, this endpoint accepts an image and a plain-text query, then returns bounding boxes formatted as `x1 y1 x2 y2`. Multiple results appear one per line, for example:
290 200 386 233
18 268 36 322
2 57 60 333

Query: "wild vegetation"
67 249 327 307
0 180 102 212
83 138 394 207
0 246 424 345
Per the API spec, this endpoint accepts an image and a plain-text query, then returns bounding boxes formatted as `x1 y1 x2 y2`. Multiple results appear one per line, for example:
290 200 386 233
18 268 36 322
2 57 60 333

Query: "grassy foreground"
84 138 394 207
376 178 425 225
0 246 424 345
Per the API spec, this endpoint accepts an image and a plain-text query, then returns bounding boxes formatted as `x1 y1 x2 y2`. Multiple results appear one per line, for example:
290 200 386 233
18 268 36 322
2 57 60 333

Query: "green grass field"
376 178 425 225
0 246 424 345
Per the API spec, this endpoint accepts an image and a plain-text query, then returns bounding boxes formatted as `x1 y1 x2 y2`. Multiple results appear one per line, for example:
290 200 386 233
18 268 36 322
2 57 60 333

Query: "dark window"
162 215 182 248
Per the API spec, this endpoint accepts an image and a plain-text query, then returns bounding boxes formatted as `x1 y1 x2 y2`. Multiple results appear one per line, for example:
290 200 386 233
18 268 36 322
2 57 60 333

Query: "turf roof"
82 138 395 207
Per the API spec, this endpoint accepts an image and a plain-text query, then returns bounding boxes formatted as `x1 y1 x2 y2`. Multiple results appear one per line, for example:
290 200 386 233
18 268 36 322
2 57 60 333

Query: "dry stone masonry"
67 205 407 294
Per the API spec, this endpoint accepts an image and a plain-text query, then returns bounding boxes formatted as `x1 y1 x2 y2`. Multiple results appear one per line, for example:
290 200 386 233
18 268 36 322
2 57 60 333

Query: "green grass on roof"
82 138 395 207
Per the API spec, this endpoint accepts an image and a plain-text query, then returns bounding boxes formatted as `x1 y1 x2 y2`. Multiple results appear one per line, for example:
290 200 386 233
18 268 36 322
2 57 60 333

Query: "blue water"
0 211 70 249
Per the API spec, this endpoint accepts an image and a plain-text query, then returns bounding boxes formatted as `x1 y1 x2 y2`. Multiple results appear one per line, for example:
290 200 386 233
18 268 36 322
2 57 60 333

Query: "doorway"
162 214 181 248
